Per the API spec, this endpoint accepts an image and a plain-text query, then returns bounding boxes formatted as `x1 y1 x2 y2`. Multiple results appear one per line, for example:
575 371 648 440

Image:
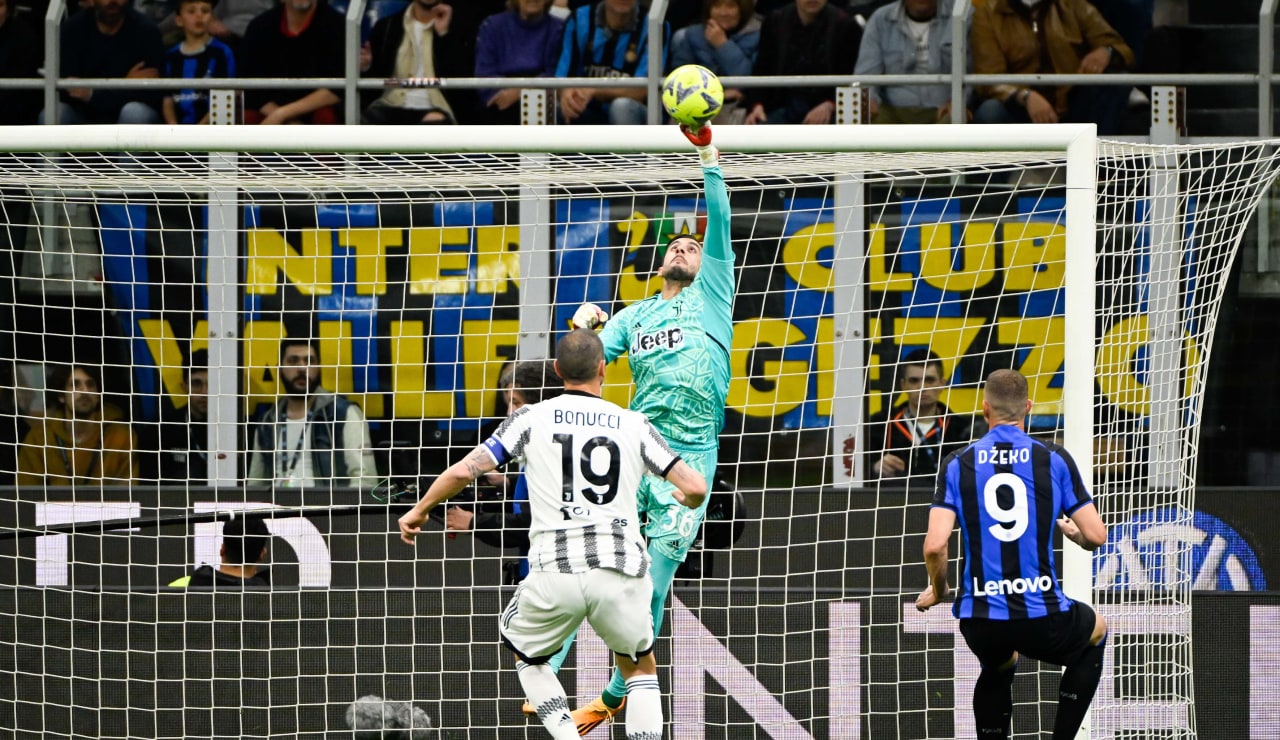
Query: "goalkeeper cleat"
572 696 625 736
521 700 537 716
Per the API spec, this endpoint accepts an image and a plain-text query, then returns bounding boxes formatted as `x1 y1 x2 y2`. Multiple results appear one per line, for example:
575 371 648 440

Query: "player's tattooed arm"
664 458 708 509
399 445 500 545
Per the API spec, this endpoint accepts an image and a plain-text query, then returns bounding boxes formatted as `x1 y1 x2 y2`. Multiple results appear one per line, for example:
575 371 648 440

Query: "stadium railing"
0 0 1273 138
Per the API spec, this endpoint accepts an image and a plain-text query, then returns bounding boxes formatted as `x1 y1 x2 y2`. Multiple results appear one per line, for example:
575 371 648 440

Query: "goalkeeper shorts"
637 447 717 563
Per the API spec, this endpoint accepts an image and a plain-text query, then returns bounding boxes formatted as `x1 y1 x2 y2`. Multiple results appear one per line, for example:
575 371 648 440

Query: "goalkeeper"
567 122 734 735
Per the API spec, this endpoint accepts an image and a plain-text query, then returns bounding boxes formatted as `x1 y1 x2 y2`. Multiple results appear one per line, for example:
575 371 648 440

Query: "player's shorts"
499 568 655 664
637 446 717 563
959 601 1100 668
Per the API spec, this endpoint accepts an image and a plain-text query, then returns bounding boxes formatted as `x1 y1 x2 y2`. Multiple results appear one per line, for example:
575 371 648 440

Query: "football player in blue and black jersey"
916 368 1109 740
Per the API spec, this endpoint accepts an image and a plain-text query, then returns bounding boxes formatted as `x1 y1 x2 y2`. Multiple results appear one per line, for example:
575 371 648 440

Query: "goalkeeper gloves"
569 302 609 331
680 123 718 167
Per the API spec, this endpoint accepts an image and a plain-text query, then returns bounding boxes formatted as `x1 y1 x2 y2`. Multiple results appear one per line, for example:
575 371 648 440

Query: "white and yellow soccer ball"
661 64 725 127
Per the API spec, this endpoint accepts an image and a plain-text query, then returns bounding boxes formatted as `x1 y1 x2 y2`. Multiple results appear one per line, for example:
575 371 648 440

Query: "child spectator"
473 0 565 125
162 0 235 124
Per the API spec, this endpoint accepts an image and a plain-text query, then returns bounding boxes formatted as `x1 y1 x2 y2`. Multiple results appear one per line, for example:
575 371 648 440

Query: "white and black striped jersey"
481 389 682 577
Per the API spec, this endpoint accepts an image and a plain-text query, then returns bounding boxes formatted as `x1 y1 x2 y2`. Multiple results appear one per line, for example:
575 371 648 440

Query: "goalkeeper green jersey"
599 164 733 452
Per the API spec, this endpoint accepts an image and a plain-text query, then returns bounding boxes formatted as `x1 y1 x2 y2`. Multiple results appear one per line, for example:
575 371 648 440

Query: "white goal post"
4 122 1270 739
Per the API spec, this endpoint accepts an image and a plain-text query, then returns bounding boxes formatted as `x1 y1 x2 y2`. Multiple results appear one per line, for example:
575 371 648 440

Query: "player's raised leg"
1052 607 1109 739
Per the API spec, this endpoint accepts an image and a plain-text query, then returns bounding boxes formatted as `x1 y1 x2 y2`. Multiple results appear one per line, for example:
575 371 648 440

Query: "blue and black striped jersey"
934 424 1093 620
554 4 668 79
163 39 235 124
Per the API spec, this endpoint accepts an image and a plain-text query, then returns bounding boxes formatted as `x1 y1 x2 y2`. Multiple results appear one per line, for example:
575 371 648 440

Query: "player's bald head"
984 369 1029 421
555 329 605 383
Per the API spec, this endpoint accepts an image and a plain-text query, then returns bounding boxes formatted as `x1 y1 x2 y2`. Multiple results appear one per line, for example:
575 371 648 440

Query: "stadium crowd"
0 0 1152 133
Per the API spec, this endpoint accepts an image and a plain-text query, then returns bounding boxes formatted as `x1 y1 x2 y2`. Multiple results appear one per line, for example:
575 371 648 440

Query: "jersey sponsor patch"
630 327 684 356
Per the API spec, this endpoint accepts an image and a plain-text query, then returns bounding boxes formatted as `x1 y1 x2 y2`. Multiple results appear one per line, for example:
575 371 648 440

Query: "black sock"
1054 636 1108 740
974 662 1016 738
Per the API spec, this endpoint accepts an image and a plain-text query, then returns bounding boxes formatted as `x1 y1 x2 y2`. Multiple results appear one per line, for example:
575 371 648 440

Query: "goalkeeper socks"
546 628 576 674
605 548 681 701
515 661 577 740
623 675 663 740
1053 635 1108 740
973 660 1017 738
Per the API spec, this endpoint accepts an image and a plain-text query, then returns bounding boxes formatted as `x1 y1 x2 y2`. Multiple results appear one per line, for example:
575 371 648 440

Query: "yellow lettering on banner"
603 357 635 407
815 317 834 418
781 223 834 291
389 321 453 418
139 319 184 405
339 228 400 296
995 317 1065 408
473 225 520 294
868 223 913 293
408 227 471 295
243 321 286 408
246 229 333 295
460 320 519 417
1096 315 1200 415
318 322 383 417
1002 221 1066 292
920 223 996 292
728 319 809 417
889 317 986 413
619 211 663 304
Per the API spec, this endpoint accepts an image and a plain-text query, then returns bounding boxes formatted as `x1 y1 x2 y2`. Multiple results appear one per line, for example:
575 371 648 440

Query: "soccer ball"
661 64 725 127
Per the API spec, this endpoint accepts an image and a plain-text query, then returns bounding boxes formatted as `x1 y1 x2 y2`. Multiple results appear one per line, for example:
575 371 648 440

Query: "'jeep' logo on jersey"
632 327 684 355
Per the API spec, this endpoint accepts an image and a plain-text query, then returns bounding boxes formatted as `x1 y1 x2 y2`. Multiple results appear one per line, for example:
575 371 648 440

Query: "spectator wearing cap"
161 0 236 124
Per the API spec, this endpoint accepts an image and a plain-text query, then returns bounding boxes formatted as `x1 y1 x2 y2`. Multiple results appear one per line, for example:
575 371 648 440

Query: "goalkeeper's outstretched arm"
683 124 733 266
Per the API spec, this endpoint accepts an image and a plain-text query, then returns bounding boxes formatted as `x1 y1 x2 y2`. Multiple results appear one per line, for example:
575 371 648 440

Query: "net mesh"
0 134 1272 738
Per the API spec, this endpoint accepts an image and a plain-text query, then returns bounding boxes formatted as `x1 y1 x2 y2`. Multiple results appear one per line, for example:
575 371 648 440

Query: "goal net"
0 124 1266 739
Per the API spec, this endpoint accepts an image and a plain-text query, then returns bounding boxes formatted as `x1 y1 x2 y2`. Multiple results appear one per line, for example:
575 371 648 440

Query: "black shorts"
959 601 1098 669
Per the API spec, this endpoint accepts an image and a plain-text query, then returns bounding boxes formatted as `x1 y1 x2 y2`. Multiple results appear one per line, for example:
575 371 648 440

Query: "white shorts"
499 569 655 663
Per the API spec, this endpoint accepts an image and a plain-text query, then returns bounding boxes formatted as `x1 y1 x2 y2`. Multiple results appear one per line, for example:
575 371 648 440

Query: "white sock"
624 674 663 740
515 661 577 740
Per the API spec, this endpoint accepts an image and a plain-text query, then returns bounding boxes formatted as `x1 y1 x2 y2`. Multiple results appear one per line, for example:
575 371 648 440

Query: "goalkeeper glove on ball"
570 303 609 330
680 123 718 167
